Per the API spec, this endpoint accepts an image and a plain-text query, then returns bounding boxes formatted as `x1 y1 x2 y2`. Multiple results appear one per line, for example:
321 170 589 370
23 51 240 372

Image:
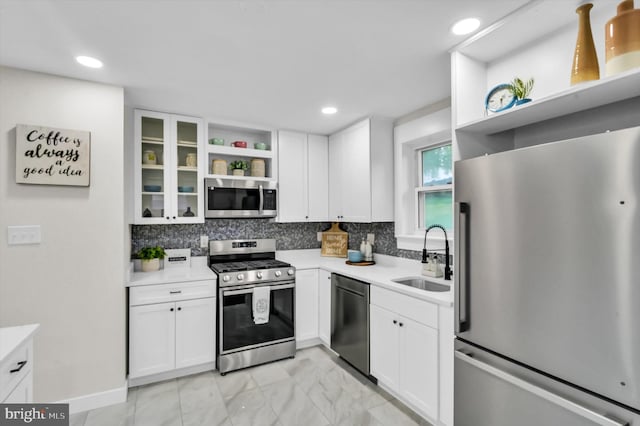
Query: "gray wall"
131 220 423 260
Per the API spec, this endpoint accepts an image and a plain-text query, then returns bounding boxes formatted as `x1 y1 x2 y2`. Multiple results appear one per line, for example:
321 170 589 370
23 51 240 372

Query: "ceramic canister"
142 150 157 165
212 159 227 175
605 0 640 76
186 153 197 167
250 159 265 177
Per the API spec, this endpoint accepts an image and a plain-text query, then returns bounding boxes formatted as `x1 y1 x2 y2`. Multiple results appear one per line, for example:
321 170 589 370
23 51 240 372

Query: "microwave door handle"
259 185 264 213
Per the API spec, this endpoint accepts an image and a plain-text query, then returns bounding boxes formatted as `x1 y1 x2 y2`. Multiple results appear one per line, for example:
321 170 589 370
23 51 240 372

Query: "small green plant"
510 77 534 100
229 160 248 171
137 246 167 260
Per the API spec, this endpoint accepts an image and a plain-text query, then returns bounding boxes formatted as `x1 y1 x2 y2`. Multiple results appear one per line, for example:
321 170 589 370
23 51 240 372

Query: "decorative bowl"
232 141 247 148
178 186 194 193
209 138 225 145
348 250 363 263
254 142 267 150
143 185 162 192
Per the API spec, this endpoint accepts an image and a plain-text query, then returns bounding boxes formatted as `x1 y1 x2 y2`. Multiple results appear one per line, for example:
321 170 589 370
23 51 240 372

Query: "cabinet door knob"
173 216 176 219
166 217 170 220
170 308 174 312
399 322 404 327
393 320 397 324
177 307 182 311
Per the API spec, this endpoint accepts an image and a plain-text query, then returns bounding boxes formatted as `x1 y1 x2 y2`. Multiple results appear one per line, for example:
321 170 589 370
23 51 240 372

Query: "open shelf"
141 164 164 170
204 173 276 182
206 145 273 159
457 69 640 135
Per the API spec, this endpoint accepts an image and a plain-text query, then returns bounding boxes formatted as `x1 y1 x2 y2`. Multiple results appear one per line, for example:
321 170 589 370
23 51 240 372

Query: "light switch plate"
200 235 209 248
367 233 375 244
8 225 41 245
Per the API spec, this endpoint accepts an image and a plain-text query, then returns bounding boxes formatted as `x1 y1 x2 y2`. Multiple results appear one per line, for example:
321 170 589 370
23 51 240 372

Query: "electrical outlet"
8 225 41 245
317 232 323 242
367 233 375 245
200 235 209 248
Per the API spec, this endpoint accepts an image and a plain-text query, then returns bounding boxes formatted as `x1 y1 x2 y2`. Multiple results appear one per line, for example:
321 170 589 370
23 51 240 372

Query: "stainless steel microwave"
204 178 277 218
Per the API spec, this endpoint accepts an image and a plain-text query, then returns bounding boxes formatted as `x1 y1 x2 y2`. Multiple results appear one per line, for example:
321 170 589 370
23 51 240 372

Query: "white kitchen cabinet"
0 324 38 403
370 287 439 422
277 130 328 222
328 117 393 223
134 109 204 224
450 2 640 162
295 269 319 345
128 279 216 384
317 269 331 346
129 301 176 377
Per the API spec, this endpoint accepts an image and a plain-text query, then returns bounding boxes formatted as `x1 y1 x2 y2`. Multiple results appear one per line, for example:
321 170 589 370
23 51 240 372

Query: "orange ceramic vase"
571 3 600 85
605 0 640 76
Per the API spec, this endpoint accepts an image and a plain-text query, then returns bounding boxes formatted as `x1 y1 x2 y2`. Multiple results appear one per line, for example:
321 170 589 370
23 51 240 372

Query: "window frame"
415 141 453 232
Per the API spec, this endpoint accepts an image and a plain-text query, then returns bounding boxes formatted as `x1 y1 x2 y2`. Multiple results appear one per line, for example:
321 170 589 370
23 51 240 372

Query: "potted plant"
137 246 167 272
229 160 248 176
510 77 535 106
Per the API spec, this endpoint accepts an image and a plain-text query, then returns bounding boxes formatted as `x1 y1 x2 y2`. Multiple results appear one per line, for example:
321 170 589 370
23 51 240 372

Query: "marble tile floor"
70 346 433 426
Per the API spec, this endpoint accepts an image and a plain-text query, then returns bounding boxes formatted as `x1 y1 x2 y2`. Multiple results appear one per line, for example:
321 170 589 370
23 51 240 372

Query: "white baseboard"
128 362 216 388
58 380 128 414
296 337 323 349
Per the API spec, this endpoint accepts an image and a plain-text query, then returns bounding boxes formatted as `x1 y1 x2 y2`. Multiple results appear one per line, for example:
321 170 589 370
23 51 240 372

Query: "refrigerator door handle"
454 350 627 426
455 202 469 333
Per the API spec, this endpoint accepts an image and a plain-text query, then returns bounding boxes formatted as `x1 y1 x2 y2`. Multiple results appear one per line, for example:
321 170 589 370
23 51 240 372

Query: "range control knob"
275 270 282 277
256 271 263 279
222 275 230 282
287 268 295 276
237 273 245 281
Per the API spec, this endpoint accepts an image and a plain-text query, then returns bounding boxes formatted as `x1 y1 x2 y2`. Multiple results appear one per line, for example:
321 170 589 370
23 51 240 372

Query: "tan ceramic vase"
571 3 600 85
605 0 640 76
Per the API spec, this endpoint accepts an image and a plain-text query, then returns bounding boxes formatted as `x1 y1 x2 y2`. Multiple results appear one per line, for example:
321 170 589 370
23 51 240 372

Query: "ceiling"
0 0 530 135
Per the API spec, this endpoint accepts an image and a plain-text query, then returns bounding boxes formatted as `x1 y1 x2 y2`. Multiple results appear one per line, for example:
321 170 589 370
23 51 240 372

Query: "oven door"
219 282 295 354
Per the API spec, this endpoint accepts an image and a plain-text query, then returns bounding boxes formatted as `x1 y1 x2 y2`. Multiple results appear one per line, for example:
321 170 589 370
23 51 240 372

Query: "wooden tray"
345 260 376 266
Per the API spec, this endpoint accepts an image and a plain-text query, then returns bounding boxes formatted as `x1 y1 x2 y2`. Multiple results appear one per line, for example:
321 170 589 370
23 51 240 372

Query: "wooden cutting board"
321 222 348 258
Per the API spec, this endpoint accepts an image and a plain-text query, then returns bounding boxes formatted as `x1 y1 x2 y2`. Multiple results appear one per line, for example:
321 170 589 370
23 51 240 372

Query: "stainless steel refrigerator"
453 126 640 426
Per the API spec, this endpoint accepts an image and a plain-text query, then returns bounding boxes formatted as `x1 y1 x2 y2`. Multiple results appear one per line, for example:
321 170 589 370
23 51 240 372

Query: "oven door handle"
223 283 294 296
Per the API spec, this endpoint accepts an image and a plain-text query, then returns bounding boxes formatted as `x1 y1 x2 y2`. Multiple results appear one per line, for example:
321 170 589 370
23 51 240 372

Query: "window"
417 143 452 231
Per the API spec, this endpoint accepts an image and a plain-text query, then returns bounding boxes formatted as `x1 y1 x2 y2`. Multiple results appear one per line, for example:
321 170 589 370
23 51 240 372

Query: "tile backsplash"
131 219 423 261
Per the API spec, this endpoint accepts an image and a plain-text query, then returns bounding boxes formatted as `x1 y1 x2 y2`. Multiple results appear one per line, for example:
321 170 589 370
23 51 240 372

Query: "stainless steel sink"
391 277 451 292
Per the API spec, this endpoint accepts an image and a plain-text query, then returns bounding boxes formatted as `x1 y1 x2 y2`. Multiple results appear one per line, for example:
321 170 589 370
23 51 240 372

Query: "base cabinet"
129 280 216 382
295 269 319 344
370 288 440 422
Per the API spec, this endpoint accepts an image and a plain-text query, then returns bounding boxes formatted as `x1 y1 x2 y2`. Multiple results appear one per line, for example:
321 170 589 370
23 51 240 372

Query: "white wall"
0 66 126 404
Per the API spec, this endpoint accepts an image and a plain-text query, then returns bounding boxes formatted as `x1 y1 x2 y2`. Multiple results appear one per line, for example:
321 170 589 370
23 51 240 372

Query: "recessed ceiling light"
322 106 337 115
76 56 103 68
451 18 480 35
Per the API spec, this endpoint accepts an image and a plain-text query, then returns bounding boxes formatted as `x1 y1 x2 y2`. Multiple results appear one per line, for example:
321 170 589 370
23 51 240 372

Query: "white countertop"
276 249 453 307
127 257 216 287
0 324 39 363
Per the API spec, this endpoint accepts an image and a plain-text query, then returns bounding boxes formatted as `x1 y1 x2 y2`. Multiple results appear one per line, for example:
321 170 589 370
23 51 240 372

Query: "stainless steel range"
209 239 296 374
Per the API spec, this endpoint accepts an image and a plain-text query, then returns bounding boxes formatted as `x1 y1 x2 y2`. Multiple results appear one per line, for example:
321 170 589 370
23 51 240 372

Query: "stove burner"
210 259 291 274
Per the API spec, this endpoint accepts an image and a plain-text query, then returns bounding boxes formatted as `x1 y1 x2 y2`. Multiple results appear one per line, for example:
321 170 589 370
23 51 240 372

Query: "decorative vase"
605 0 640 76
141 258 160 272
571 3 600 85
250 159 265 177
212 159 227 175
232 169 244 176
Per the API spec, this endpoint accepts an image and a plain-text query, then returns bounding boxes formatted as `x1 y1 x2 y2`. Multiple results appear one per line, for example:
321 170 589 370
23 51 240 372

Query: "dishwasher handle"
335 283 366 297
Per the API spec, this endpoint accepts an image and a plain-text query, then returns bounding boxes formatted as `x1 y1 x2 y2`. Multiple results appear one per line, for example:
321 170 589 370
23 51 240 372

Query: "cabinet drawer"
130 280 215 306
0 341 33 403
371 286 438 328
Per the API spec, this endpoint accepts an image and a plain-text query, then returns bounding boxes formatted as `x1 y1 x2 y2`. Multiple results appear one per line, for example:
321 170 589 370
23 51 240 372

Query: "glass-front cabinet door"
134 110 203 224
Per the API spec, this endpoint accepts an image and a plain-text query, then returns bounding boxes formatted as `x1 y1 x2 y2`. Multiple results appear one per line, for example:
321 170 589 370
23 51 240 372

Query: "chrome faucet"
422 224 452 281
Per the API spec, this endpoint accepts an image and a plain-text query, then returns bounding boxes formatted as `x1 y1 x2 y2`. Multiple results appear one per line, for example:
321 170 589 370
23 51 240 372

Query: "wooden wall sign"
321 222 348 258
15 124 91 186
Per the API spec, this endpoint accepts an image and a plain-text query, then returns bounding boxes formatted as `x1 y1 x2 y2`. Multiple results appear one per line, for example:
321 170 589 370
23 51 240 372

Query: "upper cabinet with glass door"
134 109 204 224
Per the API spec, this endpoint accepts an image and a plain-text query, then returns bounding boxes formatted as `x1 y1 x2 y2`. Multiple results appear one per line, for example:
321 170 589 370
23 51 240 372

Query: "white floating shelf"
456 68 640 135
141 191 164 195
141 164 164 170
206 145 273 159
141 139 164 145
177 166 198 172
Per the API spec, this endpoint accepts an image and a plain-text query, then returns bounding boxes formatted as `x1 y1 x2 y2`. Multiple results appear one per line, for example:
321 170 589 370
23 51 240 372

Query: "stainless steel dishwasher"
331 273 370 377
